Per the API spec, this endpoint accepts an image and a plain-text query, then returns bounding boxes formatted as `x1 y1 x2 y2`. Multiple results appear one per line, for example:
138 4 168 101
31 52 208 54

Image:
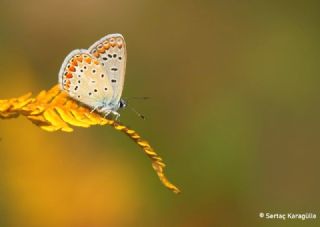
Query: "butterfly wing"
88 34 126 106
58 49 114 109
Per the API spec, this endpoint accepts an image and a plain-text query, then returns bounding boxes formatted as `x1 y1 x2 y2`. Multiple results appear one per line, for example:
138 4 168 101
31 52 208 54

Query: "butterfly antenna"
122 97 148 120
126 103 146 120
124 96 150 101
131 106 146 120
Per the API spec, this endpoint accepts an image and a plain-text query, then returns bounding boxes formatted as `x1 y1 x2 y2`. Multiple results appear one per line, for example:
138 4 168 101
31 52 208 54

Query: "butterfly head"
119 98 127 109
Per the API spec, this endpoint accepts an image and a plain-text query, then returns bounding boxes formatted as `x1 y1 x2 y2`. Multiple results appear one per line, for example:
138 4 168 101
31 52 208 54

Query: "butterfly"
58 33 127 119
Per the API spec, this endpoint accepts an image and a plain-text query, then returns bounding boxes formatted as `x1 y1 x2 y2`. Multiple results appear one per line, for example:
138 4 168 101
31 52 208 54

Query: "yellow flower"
0 85 180 194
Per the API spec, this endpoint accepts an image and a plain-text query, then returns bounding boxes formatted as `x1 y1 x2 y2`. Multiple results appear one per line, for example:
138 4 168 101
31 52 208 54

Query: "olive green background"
0 0 319 226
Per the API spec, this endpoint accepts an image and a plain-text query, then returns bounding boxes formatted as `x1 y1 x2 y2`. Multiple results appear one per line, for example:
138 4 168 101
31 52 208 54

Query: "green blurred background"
0 0 319 226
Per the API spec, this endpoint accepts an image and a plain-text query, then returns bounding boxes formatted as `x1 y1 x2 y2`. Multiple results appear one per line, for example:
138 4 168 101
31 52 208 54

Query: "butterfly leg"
112 111 120 120
99 107 120 119
103 110 112 118
90 105 100 113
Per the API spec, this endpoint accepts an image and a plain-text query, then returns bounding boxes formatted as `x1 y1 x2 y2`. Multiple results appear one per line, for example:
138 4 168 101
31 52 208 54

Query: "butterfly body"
58 34 126 118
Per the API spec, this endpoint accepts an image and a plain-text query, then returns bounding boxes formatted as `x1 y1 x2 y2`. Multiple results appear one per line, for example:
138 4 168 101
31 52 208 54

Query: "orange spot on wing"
103 42 110 50
71 59 78 66
66 73 73 79
97 46 105 53
117 40 123 48
65 81 70 89
109 38 116 47
68 66 76 72
85 58 92 64
93 52 100 58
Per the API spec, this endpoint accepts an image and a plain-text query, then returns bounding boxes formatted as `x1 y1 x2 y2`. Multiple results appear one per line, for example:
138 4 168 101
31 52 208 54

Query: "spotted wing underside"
88 34 126 105
58 49 114 109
